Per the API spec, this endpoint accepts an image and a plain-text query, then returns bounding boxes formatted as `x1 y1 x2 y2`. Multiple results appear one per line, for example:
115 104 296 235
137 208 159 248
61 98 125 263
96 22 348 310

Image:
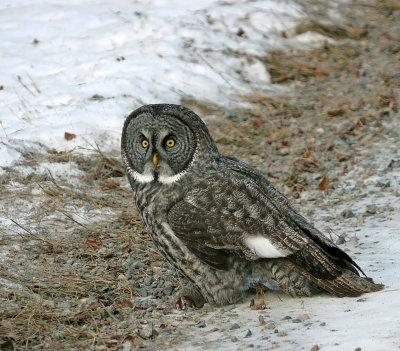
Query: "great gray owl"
121 104 383 308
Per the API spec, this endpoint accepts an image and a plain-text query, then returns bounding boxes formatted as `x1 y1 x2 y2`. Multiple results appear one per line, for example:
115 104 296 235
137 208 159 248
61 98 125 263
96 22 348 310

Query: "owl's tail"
285 241 385 297
303 269 384 297
259 259 384 297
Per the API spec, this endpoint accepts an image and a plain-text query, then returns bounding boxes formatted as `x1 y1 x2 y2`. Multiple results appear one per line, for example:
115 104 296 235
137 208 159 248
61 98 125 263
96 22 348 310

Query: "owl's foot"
176 296 196 311
175 286 205 311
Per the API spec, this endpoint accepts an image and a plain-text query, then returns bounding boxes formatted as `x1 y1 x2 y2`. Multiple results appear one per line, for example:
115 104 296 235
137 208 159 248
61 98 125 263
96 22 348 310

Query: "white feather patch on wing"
128 168 154 183
245 236 287 258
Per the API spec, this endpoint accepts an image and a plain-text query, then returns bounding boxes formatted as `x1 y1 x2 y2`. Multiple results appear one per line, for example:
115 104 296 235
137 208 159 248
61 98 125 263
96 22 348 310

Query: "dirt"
1 1 400 350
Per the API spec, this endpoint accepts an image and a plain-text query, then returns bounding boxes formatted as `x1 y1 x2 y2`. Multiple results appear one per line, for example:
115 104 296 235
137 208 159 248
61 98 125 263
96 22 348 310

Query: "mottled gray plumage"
121 104 383 307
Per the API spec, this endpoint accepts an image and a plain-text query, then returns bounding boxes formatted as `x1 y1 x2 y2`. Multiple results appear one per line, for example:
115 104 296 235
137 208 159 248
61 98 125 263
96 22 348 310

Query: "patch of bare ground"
1 0 400 350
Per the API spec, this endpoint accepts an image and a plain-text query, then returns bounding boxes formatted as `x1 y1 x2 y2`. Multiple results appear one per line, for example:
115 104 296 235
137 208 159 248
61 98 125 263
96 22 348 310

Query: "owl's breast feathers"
166 156 383 297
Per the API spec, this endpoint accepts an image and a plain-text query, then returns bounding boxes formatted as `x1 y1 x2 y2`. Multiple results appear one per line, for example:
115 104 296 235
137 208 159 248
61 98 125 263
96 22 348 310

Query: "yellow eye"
165 139 175 147
142 140 149 148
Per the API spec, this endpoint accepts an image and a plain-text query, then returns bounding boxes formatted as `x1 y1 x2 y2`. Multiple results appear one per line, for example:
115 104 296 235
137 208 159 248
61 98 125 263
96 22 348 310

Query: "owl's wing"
168 158 383 296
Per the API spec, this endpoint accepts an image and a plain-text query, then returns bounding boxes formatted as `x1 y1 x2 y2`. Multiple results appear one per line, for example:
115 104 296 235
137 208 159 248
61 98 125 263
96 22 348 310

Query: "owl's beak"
153 152 158 167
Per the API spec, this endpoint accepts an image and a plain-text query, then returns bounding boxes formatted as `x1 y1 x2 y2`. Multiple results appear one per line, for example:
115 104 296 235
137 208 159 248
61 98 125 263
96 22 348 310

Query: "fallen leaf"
350 66 360 77
251 118 267 127
258 315 266 326
124 336 144 348
327 108 344 116
150 260 163 268
236 27 245 36
64 132 76 140
336 152 352 161
121 299 134 308
90 302 102 309
314 68 327 78
86 238 102 249
99 179 120 190
319 176 330 191
299 64 310 72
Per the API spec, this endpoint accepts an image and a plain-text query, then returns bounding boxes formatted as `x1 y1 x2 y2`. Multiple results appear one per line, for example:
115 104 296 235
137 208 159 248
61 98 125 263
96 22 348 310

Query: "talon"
181 297 187 310
176 296 192 311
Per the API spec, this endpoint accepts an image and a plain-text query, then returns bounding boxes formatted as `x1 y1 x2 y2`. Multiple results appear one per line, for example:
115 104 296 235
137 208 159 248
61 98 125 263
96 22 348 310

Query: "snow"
0 0 319 166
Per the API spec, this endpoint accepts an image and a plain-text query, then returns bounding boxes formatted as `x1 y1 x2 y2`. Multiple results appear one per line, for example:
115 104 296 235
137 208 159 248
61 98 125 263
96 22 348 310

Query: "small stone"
118 274 127 280
225 304 236 312
139 288 148 297
336 236 346 245
162 286 174 296
320 322 326 326
198 321 206 328
231 336 238 342
311 345 320 351
43 300 56 308
134 261 146 269
292 319 302 323
202 303 214 312
366 204 377 214
144 277 153 286
354 348 361 351
265 322 275 330
230 323 240 330
139 326 153 339
58 302 71 308
297 314 310 321
244 329 252 337
282 316 292 320
343 210 355 219
277 331 287 337
376 181 390 188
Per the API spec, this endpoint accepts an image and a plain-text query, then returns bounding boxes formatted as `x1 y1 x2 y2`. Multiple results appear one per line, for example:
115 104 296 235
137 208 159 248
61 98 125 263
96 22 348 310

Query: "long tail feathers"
302 269 384 297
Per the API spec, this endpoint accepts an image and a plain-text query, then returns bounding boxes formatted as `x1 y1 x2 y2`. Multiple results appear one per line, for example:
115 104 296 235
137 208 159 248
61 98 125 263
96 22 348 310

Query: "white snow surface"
0 0 317 166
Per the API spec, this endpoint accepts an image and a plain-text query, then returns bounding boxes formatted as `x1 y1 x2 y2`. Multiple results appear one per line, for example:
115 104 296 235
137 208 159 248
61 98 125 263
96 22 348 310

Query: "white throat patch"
158 170 187 184
127 167 186 184
127 167 154 183
245 236 287 258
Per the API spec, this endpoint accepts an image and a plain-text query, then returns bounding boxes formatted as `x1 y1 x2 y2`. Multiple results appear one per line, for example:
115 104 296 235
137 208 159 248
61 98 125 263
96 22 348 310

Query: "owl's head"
121 104 219 184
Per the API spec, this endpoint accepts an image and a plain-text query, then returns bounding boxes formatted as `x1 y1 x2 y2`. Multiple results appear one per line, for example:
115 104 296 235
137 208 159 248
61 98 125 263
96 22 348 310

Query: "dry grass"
0 148 175 350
